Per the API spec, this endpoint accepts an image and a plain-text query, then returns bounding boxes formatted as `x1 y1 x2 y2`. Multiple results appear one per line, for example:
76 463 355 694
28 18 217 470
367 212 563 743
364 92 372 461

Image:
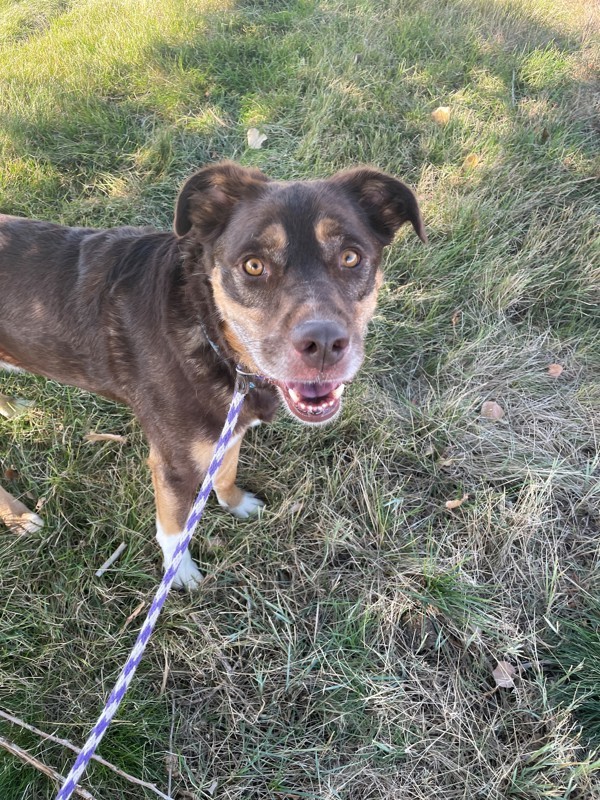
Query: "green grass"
1 0 599 797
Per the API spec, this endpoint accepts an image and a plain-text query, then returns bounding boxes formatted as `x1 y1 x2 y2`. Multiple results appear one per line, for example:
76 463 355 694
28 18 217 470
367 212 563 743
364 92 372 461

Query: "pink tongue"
287 381 337 399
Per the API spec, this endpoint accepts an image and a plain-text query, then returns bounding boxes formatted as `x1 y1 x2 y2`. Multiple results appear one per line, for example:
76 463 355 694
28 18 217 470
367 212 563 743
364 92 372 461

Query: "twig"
95 542 127 577
0 708 173 800
0 734 97 800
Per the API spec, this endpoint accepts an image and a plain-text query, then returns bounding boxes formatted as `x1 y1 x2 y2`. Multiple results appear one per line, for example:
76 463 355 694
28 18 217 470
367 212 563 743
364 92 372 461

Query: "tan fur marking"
149 466 183 534
315 217 343 244
0 485 35 532
149 445 212 535
211 271 263 372
213 437 245 509
190 439 216 471
355 269 383 332
259 223 287 252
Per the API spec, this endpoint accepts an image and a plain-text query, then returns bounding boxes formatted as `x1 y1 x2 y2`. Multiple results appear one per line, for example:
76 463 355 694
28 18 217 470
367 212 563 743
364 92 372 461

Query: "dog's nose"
291 320 349 369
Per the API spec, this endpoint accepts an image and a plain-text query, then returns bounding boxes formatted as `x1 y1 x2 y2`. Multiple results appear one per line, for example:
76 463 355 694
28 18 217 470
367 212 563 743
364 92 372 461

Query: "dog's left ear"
174 161 270 239
329 167 426 245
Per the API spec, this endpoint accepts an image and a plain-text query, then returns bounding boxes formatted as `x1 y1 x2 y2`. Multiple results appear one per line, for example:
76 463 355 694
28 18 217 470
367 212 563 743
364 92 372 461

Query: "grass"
0 0 599 797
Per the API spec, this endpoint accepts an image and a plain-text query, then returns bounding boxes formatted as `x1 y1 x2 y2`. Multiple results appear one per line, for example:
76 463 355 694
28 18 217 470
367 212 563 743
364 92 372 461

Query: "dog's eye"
243 258 265 276
341 249 361 268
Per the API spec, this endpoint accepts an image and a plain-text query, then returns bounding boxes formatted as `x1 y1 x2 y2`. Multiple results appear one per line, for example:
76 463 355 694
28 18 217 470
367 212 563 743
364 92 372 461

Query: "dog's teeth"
288 387 302 403
332 384 345 399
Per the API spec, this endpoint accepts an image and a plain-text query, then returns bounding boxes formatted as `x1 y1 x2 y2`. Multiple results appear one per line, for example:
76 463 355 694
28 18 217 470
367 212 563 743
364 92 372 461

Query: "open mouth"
276 380 345 423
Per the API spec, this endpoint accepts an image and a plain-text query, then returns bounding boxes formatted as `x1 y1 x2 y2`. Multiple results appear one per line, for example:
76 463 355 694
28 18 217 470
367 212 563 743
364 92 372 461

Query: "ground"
0 0 599 798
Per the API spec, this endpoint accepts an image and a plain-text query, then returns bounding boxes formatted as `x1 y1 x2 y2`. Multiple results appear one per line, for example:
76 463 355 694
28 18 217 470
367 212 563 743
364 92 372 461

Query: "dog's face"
175 162 425 424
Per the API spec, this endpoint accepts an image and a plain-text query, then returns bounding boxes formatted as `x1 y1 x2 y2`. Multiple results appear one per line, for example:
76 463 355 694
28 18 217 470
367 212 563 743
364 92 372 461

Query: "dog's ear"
329 167 426 245
174 161 270 239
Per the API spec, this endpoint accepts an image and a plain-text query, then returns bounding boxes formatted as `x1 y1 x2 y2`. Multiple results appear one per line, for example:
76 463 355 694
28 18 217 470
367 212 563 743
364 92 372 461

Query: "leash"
55 367 252 800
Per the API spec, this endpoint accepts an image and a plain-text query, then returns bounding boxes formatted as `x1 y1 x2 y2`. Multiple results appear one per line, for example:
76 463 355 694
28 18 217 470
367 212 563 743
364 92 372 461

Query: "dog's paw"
220 491 265 519
4 511 44 535
170 549 203 591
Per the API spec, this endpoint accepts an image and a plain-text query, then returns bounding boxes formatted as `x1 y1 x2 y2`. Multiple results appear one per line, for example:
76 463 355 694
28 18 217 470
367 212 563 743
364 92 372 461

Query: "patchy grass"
1 0 599 798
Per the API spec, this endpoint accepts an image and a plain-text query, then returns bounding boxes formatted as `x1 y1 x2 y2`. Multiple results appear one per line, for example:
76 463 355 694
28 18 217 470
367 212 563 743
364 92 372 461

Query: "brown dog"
0 162 425 588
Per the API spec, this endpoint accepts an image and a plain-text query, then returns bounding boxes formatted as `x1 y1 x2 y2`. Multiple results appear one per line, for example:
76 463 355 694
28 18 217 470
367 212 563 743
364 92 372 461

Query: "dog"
0 162 425 588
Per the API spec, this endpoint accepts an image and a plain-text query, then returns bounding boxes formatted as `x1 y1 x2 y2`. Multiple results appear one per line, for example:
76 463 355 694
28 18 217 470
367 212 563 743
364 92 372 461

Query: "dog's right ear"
174 161 270 239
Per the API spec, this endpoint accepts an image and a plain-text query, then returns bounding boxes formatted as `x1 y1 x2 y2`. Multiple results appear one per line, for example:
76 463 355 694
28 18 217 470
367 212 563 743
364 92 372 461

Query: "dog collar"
199 320 261 393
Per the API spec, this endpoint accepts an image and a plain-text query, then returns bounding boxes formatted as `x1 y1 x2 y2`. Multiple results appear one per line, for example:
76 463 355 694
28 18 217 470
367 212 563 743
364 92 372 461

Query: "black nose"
291 320 350 369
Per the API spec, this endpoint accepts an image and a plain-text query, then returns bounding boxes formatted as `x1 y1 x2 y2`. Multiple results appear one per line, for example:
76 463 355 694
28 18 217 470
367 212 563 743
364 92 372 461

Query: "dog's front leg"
148 444 205 590
203 434 265 519
148 431 263 590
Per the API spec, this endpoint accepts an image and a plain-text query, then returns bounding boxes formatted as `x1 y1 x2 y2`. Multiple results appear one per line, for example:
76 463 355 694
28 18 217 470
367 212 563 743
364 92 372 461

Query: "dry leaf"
493 660 516 689
547 363 564 377
123 600 146 629
3 467 19 482
431 106 451 125
481 400 505 420
247 128 267 149
445 493 468 510
451 309 461 326
84 432 127 443
462 153 479 169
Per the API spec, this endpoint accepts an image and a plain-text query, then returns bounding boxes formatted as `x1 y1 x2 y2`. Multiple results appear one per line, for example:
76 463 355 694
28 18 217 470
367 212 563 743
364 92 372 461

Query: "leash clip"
235 365 257 395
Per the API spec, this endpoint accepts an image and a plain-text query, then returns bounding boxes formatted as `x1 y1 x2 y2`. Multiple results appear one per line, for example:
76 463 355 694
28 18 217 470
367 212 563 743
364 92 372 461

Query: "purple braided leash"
55 375 249 800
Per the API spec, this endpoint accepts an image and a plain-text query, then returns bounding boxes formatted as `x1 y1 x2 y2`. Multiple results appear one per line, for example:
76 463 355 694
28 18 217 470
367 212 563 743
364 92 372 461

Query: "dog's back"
0 216 171 398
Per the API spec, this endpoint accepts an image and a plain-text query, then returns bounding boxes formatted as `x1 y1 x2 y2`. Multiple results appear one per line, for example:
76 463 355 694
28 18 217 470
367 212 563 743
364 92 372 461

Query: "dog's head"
175 162 425 424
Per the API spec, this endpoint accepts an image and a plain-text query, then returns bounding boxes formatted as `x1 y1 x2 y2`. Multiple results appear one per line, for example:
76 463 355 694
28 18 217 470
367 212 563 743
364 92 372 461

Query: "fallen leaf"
451 309 461 326
547 363 564 377
247 128 267 149
3 467 19 482
123 599 146 629
481 401 505 420
431 106 451 125
84 432 128 443
493 660 516 689
540 127 550 143
445 493 468 510
462 153 479 169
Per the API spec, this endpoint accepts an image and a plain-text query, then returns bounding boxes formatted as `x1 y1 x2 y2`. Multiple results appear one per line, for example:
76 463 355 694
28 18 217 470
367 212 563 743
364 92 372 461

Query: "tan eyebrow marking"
315 217 343 244
258 223 287 252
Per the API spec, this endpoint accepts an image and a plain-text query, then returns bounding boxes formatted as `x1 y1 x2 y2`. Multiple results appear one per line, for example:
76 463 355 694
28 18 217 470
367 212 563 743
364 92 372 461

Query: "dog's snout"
291 320 349 369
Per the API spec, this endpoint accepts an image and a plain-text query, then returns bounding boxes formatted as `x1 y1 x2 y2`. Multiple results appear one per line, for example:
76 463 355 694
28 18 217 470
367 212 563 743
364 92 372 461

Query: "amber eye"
243 257 265 276
341 249 361 268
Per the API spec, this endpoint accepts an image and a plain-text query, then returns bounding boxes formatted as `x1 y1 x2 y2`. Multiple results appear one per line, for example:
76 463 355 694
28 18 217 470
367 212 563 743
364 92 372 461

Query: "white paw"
170 549 203 591
6 512 44 535
220 491 265 519
157 524 203 591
